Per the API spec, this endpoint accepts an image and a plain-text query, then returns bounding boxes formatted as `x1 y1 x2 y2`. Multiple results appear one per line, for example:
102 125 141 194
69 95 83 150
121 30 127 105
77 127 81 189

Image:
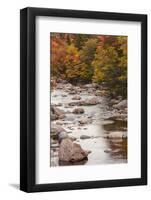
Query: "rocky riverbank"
50 82 127 166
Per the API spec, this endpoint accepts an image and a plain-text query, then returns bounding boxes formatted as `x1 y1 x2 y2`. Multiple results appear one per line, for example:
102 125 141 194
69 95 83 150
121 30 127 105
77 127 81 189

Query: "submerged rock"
80 135 91 139
58 138 91 162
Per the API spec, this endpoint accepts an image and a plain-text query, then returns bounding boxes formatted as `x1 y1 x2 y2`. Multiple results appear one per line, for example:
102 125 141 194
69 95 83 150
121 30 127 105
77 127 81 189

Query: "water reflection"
106 138 127 160
59 158 88 166
103 120 127 132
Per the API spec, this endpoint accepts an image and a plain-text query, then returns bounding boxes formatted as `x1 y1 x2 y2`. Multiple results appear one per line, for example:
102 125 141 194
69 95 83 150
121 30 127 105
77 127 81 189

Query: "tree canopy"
51 33 127 98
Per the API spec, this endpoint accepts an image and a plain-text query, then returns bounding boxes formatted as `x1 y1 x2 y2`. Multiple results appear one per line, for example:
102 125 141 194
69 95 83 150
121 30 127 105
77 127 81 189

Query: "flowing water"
51 87 127 166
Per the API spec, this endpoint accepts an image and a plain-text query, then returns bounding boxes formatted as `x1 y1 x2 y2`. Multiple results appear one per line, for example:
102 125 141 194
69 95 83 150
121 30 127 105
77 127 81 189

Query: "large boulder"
58 138 91 162
72 107 85 114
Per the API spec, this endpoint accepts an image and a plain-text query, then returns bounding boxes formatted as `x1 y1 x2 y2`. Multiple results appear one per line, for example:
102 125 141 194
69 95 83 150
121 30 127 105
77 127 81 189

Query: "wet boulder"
58 138 91 162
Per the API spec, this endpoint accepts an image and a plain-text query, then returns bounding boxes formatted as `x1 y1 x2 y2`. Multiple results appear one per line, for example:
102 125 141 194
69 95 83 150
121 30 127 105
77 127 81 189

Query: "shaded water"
51 87 127 166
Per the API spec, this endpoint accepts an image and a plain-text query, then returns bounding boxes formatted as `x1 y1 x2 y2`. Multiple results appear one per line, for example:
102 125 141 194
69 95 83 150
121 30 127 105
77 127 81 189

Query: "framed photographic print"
20 7 147 192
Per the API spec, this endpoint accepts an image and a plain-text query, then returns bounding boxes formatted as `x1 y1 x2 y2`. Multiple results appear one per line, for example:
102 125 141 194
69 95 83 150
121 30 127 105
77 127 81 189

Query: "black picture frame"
20 7 147 192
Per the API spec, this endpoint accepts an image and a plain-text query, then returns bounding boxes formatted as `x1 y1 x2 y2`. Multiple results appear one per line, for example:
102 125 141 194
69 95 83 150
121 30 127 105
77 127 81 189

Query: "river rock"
80 135 91 139
69 136 77 141
85 97 99 105
52 106 65 115
51 124 66 136
87 88 95 93
58 138 91 162
72 95 81 100
110 99 120 105
68 100 85 106
58 131 68 143
95 90 103 96
51 143 59 149
96 90 108 96
83 84 93 88
62 94 67 97
51 114 58 120
56 121 64 125
108 113 127 121
69 91 77 95
113 100 127 110
52 103 63 107
69 99 98 107
56 84 63 89
78 117 90 125
51 106 66 119
117 96 123 101
65 83 73 88
72 107 85 114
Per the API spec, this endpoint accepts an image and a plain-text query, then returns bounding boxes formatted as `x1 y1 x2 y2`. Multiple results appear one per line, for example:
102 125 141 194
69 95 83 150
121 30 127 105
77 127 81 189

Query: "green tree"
77 38 98 82
92 36 127 97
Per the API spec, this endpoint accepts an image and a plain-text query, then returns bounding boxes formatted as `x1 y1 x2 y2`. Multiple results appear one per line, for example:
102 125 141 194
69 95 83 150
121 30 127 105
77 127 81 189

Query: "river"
50 85 127 166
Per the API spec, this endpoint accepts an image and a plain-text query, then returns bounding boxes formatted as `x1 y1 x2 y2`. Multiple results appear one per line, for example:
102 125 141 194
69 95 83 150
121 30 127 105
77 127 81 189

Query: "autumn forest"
51 33 127 98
